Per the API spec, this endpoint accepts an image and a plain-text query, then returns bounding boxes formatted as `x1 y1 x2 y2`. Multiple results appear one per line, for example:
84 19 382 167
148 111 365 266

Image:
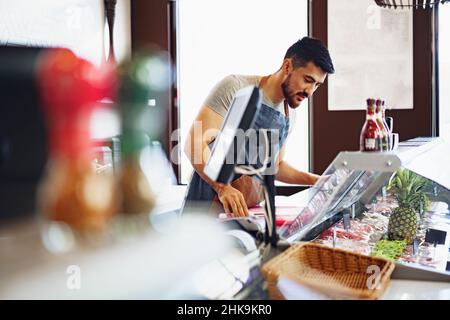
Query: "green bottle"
117 54 160 215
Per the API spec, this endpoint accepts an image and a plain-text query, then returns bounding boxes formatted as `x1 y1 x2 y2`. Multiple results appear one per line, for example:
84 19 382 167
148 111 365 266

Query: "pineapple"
388 206 417 244
386 169 429 244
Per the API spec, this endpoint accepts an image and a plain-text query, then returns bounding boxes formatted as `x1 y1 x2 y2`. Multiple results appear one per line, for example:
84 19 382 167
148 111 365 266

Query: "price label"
425 229 447 246
343 212 351 231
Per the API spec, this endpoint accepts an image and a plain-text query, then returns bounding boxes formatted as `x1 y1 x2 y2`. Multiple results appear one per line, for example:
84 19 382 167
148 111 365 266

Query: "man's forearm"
185 136 225 194
191 162 226 194
275 161 320 185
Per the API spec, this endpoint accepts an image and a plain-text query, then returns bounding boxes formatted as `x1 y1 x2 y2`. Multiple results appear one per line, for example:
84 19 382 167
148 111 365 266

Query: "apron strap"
258 75 269 89
258 76 290 118
284 100 290 118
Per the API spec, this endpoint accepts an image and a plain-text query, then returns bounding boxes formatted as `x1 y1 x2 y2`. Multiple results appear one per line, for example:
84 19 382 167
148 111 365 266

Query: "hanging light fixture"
104 0 117 64
374 0 450 9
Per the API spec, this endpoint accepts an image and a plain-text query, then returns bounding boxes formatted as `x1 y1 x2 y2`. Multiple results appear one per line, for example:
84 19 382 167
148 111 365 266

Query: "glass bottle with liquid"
375 99 390 151
381 100 393 150
360 99 383 152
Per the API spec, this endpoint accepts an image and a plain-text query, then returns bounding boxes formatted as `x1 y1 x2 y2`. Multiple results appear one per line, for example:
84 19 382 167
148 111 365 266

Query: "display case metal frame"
279 137 450 246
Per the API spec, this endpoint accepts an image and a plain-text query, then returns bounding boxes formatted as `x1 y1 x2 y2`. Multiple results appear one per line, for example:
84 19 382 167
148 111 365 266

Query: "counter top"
1 184 449 300
275 276 450 300
384 279 450 300
0 185 236 299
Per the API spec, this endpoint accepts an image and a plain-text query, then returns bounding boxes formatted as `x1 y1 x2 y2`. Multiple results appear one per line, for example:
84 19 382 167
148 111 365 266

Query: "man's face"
281 61 328 109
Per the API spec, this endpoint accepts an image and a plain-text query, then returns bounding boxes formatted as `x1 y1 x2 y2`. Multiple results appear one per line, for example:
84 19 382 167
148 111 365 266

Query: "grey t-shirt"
203 74 285 118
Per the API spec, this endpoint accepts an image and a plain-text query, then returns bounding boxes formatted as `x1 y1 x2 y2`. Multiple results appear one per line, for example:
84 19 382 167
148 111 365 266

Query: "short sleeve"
203 75 242 118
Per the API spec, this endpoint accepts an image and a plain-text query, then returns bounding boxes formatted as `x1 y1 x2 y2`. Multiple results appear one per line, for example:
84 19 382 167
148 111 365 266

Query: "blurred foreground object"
37 48 118 234
116 52 171 215
0 215 232 299
0 46 48 222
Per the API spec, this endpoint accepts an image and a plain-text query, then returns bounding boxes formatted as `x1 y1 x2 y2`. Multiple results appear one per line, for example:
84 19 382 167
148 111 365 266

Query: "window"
177 0 309 184
439 4 450 139
0 0 131 66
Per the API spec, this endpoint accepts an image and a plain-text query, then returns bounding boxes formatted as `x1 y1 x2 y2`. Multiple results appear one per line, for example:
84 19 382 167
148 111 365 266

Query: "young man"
183 37 335 217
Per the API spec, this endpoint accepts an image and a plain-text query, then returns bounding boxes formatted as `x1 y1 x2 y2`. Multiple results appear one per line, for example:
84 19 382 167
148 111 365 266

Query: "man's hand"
216 184 249 217
276 161 321 186
275 145 320 186
309 173 321 185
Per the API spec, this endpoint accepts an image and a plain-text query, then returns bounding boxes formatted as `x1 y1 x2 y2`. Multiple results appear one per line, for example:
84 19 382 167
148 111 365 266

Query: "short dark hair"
284 37 335 74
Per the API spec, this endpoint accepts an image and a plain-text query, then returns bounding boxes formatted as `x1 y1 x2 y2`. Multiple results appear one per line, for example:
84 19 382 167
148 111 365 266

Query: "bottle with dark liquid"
375 99 389 151
360 98 383 152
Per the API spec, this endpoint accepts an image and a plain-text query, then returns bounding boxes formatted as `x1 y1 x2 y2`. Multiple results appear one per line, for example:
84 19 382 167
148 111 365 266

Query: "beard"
281 73 307 109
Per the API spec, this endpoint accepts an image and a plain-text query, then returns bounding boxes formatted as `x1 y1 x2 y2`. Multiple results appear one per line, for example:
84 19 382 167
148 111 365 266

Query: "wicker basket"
262 242 395 300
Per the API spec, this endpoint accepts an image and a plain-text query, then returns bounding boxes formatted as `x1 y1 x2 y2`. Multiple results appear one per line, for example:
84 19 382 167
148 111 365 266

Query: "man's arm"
184 106 249 217
275 145 320 185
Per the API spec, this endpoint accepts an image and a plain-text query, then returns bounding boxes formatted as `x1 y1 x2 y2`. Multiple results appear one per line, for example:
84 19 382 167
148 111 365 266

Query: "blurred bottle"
36 48 118 234
116 54 157 215
375 99 389 151
360 98 382 152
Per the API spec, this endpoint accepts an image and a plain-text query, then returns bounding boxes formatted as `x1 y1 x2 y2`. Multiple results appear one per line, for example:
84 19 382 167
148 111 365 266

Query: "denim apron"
182 78 290 215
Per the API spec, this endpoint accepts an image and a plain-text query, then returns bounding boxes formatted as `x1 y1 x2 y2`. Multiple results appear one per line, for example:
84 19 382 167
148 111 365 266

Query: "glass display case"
278 137 450 275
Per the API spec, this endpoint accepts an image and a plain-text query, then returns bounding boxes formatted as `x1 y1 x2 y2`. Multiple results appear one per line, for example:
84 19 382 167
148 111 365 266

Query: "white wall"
328 0 413 111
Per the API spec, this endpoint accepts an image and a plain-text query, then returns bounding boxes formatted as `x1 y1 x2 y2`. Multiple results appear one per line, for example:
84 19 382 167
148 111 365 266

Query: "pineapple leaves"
387 169 431 212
